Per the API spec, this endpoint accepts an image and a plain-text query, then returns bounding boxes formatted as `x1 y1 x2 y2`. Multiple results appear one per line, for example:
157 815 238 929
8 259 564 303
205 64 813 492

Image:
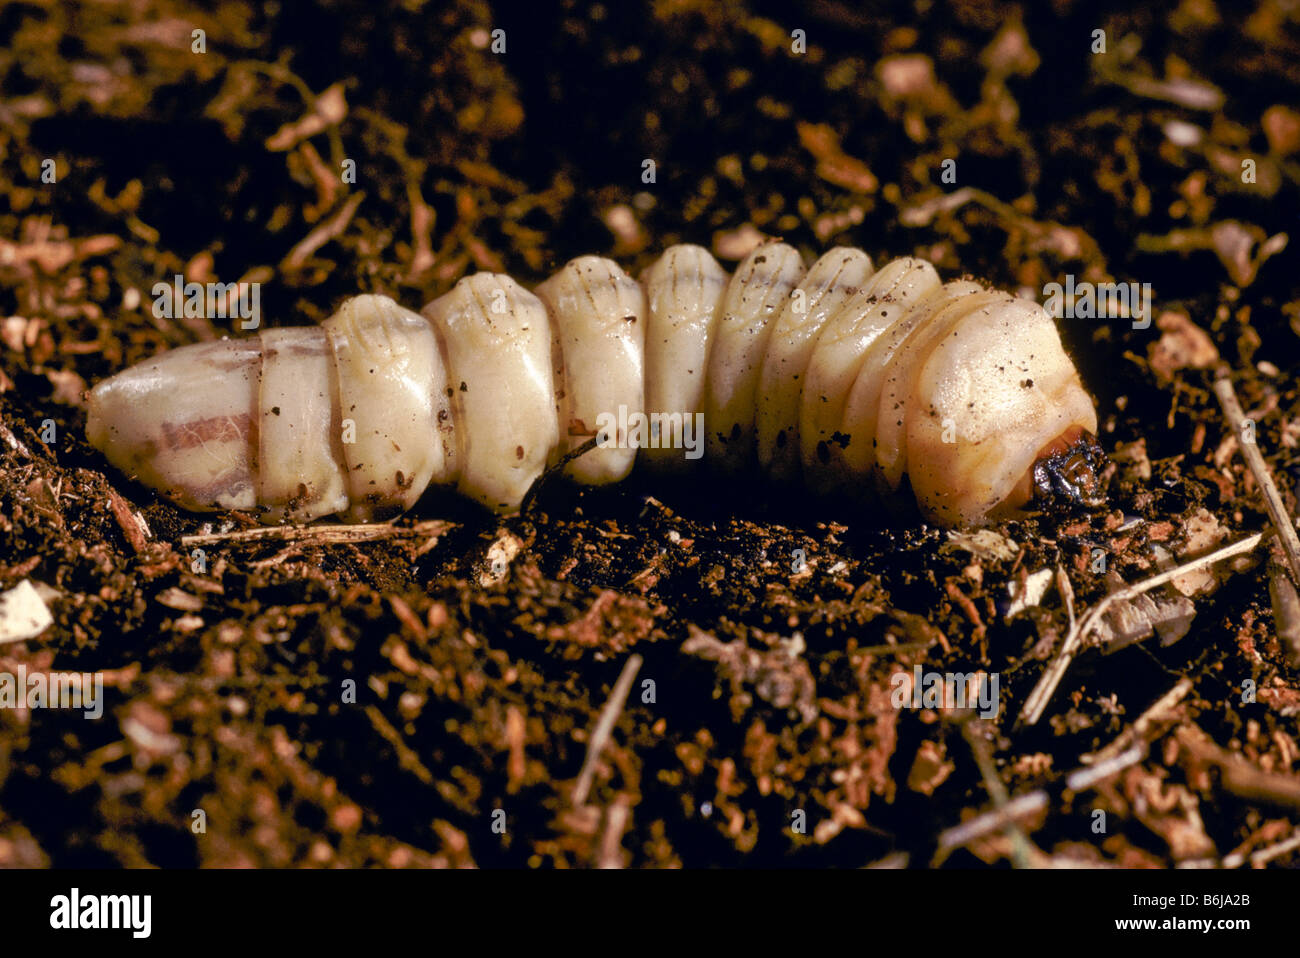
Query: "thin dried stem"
1248 829 1300 867
180 518 454 549
1269 562 1300 666
1212 365 1300 585
597 800 632 869
1083 677 1193 765
961 718 1038 868
572 653 642 807
1055 562 1076 634
1019 532 1265 727
934 743 1147 860
521 434 601 515
1176 725 1300 809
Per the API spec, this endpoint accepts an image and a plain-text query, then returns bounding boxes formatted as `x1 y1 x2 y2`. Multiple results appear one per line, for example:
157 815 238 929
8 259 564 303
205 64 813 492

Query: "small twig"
1019 532 1265 727
180 518 453 549
1068 744 1149 792
106 488 149 553
865 851 910 869
961 718 1037 869
597 800 632 869
280 190 365 271
898 187 977 227
1176 726 1300 809
248 545 301 570
572 653 642 807
1083 677 1194 765
934 744 1147 860
1269 562 1300 667
1055 562 1077 634
1248 828 1300 867
364 705 434 786
521 434 601 516
934 793 1048 860
1212 365 1300 585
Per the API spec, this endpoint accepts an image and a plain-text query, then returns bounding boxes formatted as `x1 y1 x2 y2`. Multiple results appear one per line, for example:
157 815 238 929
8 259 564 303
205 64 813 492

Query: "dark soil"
1 0 1299 868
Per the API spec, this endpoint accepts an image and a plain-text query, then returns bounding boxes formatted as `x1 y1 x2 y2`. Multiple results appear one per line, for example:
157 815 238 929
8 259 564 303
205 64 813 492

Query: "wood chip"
107 487 149 553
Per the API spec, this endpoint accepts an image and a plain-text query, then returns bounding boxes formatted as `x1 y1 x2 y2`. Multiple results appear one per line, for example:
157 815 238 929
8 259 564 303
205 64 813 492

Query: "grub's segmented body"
86 243 1100 527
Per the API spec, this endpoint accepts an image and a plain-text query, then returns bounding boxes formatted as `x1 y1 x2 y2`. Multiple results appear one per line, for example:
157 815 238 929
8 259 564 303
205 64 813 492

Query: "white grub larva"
86 242 1103 528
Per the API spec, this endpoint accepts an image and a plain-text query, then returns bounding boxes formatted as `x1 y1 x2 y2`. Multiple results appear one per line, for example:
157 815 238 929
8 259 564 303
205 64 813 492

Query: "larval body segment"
870 284 1006 493
799 257 942 494
755 247 875 482
903 294 1098 527
837 280 974 493
84 295 454 523
421 273 560 512
703 242 805 474
323 295 454 521
87 337 262 513
534 255 647 485
257 326 349 522
638 244 729 470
